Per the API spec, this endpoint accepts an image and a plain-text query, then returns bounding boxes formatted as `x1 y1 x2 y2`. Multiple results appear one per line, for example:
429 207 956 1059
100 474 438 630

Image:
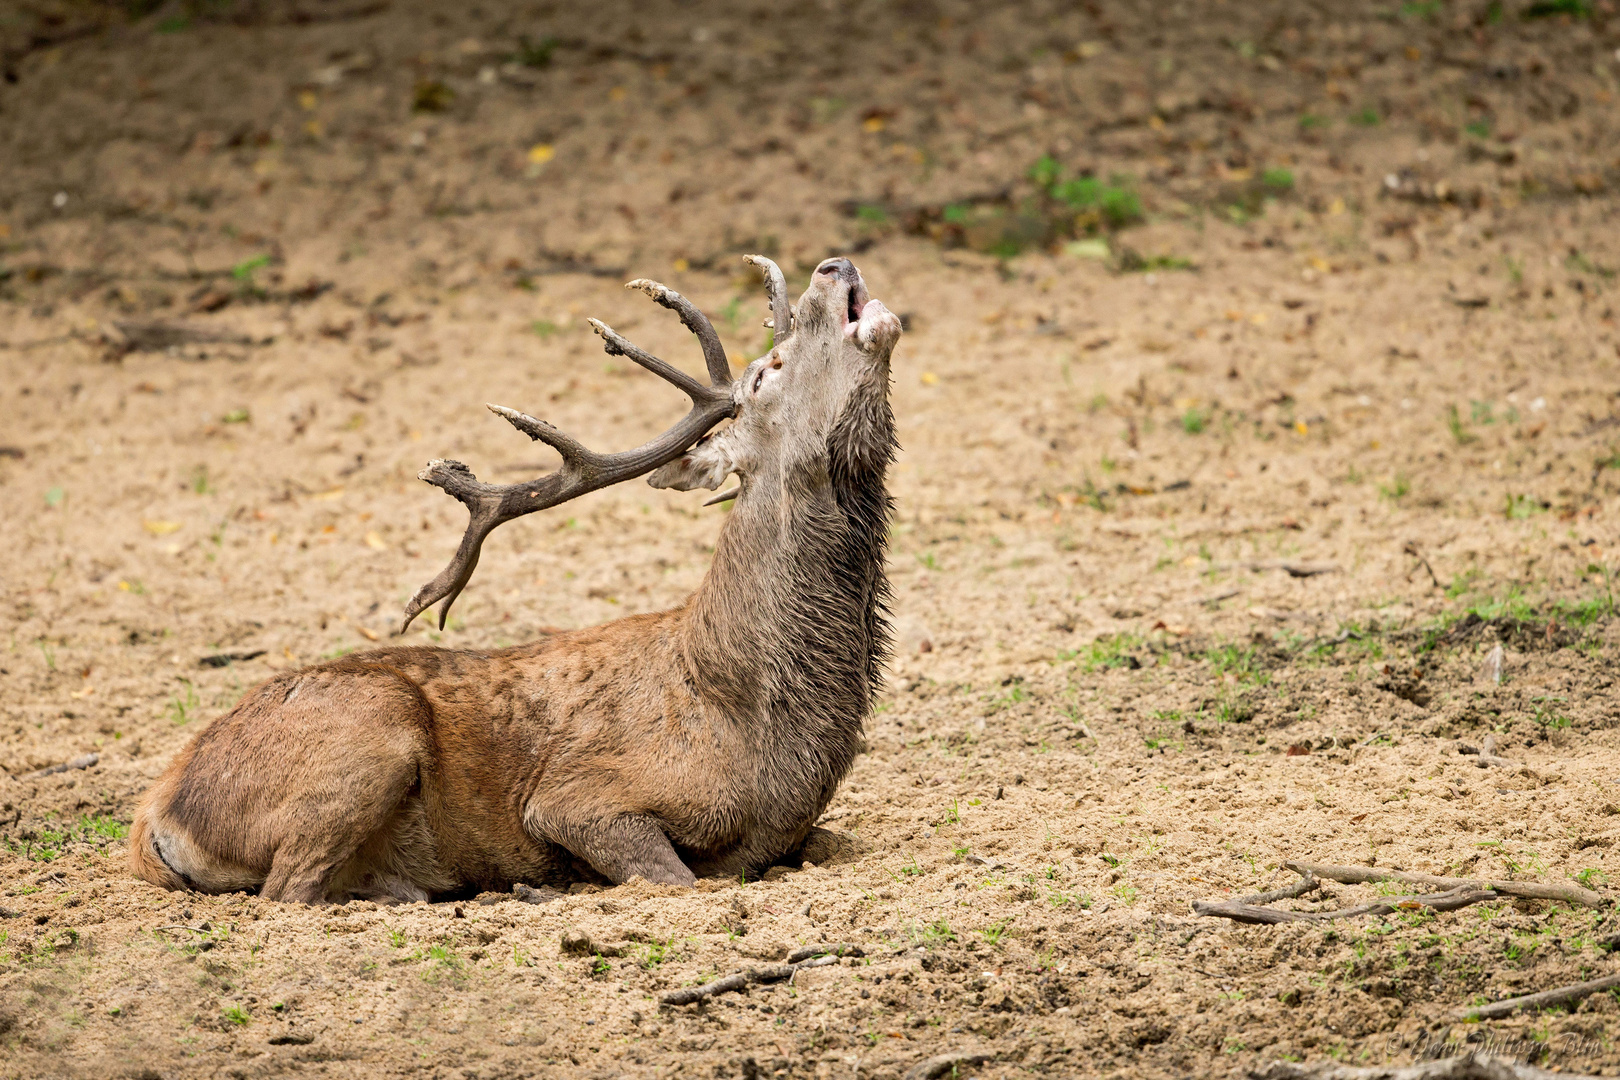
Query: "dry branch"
1403 541 1442 589
786 943 864 964
659 952 840 1006
17 752 98 781
1194 854 1606 924
1468 734 1524 772
1238 871 1320 905
1458 971 1620 1021
1219 559 1341 577
1255 1050 1602 1080
1284 861 1604 909
1195 885 1497 925
660 972 749 1006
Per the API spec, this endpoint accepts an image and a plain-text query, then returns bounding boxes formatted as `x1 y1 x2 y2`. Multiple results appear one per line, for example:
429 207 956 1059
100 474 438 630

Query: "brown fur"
130 257 903 902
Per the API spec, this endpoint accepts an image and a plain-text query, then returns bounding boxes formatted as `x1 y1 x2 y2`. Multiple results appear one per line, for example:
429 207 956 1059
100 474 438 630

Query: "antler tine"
401 293 741 634
489 404 598 466
743 254 794 343
587 319 715 403
625 279 734 387
400 459 525 632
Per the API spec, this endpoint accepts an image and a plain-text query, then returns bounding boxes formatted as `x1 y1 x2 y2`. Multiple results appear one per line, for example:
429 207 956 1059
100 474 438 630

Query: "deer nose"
816 257 857 280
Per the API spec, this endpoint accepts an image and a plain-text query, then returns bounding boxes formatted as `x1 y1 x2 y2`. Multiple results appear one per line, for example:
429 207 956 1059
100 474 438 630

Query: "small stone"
560 929 594 956
514 882 563 904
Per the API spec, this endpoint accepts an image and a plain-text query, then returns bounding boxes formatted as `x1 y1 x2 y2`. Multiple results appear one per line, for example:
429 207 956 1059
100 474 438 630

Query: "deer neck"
681 401 894 746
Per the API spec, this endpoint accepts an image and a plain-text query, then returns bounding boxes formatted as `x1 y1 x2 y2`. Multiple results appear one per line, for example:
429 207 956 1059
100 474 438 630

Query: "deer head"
646 256 902 504
402 255 900 633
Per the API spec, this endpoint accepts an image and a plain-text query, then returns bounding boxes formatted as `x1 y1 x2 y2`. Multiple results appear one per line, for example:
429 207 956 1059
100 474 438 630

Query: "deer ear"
647 432 736 491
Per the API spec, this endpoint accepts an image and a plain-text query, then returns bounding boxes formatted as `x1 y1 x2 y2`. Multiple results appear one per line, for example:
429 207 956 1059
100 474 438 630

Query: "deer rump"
130 255 904 903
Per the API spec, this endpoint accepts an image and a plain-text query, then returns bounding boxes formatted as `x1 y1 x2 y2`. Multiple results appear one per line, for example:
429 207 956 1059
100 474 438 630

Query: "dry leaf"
143 520 182 535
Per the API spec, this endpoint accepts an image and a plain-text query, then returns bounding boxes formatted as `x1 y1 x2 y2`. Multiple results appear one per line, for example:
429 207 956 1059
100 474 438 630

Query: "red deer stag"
130 255 902 902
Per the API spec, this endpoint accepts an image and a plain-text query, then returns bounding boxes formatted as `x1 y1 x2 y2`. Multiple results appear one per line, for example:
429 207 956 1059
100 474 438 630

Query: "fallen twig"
1238 871 1319 905
1470 734 1523 772
1284 861 1603 909
905 1052 995 1080
1196 855 1606 924
661 972 749 1006
17 753 98 781
781 954 838 975
1254 1049 1602 1080
1403 541 1443 590
1459 971 1620 1021
199 650 266 669
1195 885 1497 924
1219 559 1341 577
660 952 840 1006
787 943 863 963
1455 735 1523 768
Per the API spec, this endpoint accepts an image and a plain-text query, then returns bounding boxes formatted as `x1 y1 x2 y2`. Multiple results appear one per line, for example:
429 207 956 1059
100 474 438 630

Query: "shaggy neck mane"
682 388 896 759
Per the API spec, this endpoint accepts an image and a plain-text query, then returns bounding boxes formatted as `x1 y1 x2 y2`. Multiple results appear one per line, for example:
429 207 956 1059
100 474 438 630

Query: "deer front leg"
551 813 696 888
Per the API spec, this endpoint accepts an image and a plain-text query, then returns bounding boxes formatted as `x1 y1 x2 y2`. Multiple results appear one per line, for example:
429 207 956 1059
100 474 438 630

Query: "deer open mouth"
843 279 870 337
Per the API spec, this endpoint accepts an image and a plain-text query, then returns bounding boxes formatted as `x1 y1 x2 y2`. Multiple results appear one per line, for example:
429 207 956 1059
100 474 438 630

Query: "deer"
128 255 902 903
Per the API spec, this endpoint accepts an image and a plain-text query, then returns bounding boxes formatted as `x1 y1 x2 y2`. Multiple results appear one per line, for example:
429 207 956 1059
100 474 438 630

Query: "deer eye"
752 369 766 393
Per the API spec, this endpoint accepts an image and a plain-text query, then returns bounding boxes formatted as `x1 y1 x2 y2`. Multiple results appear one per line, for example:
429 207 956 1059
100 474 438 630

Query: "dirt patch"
3 1 1620 1077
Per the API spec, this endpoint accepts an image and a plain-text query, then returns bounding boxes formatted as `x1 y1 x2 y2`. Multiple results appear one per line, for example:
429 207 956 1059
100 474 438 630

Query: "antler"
744 253 794 342
400 275 750 632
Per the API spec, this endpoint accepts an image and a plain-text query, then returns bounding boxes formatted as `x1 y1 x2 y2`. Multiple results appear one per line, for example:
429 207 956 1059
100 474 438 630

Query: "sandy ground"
4 0 1620 1077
